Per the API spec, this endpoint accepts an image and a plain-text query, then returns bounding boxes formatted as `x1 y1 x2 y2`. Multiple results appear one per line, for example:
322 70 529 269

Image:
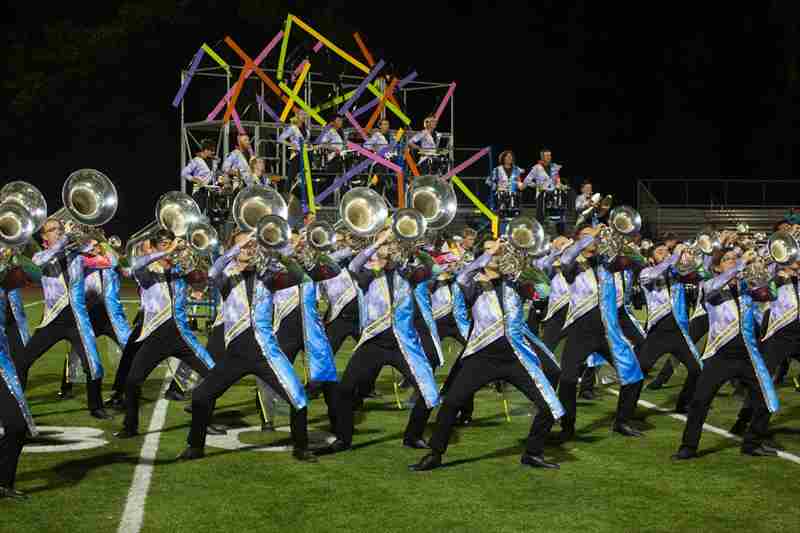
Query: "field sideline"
6 293 800 533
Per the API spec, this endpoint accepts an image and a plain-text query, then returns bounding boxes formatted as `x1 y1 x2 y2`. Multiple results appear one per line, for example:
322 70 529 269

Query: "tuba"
339 187 388 237
0 181 47 248
54 169 118 245
306 221 336 250
496 216 545 278
232 185 287 232
392 208 427 242
124 192 202 263
170 218 219 271
256 214 291 249
768 230 800 265
406 175 456 231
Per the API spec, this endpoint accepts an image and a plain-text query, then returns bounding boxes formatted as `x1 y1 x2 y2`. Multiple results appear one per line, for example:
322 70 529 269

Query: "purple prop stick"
352 71 418 119
347 142 403 174
433 82 457 121
345 111 368 141
207 31 283 121
256 94 281 122
316 143 396 204
337 59 385 114
440 146 490 182
313 124 333 145
172 47 205 108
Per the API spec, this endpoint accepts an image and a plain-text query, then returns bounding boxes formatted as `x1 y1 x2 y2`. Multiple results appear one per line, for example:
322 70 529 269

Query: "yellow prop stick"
302 144 316 213
365 83 410 125
451 176 499 237
278 81 326 125
276 16 293 81
313 89 356 113
289 14 370 74
201 43 229 73
280 61 310 122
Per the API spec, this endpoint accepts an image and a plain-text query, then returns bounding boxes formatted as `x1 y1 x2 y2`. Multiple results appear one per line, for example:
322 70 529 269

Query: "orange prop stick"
223 31 284 123
404 149 420 177
365 77 399 134
353 32 376 67
225 37 290 109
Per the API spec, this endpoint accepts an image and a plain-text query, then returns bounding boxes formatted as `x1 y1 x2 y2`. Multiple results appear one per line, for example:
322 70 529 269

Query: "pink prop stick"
346 142 403 174
344 111 368 141
207 31 283 121
232 108 245 135
313 40 323 52
433 82 457 121
439 146 490 182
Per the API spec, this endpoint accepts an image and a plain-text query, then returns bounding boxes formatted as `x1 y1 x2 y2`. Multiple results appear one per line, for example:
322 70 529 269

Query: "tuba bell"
54 169 118 228
392 208 427 241
607 205 642 236
406 175 456 231
156 191 202 238
505 216 545 252
0 181 47 248
339 187 388 237
232 185 288 232
185 219 219 255
257 214 291 249
768 230 800 265
306 221 336 250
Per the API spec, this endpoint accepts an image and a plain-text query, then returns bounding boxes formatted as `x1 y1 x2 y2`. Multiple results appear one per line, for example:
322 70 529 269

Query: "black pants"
559 319 640 431
416 319 442 370
258 310 337 429
334 333 431 446
429 354 556 456
736 322 800 433
7 321 25 367
112 311 143 394
541 307 567 353
189 331 308 450
326 300 359 356
680 348 769 452
437 314 465 347
17 307 102 411
123 319 210 432
635 317 701 411
619 310 646 354
653 314 709 384
0 383 27 488
62 304 121 389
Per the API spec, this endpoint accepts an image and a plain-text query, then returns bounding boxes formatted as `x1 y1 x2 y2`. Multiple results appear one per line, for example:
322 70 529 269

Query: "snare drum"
544 189 569 210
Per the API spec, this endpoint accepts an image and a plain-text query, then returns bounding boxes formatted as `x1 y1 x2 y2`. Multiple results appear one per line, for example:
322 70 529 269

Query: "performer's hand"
375 228 392 246
552 236 572 251
778 268 793 279
485 240 503 256
370 175 379 186
743 249 758 264
589 224 605 238
673 243 687 256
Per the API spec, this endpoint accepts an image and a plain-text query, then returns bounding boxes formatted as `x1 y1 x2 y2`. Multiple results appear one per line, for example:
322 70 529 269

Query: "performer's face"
333 117 343 129
377 243 391 261
380 120 390 134
87 240 101 256
156 238 173 252
235 233 256 263
41 220 63 246
501 153 513 166
427 118 437 130
777 222 791 232
238 135 250 150
717 250 739 273
652 245 669 264
581 183 592 196
542 151 552 163
462 235 475 250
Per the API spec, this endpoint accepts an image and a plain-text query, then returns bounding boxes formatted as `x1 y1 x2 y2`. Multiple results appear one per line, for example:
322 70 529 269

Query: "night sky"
3 2 797 238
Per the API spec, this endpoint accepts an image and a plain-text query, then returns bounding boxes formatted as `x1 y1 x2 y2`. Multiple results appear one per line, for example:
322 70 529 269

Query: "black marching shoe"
261 420 275 432
57 387 75 400
455 414 474 427
612 423 643 437
114 428 139 439
645 379 664 391
674 405 689 415
579 389 596 401
520 453 560 469
409 452 442 472
402 438 430 450
741 445 778 457
671 447 697 460
0 486 28 500
554 427 576 444
729 419 747 436
105 393 124 410
164 387 186 402
90 408 114 420
206 424 227 436
177 447 204 461
761 439 782 453
319 439 350 455
292 448 318 463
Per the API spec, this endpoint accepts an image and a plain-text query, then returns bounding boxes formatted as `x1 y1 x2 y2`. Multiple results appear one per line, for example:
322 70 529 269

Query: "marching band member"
222 133 254 186
0 252 40 500
522 148 565 232
16 218 114 419
364 119 391 151
114 229 216 438
632 241 702 414
277 111 310 194
181 138 217 213
410 239 565 471
2 245 36 363
408 116 439 174
180 230 316 462
486 150 524 220
672 247 779 459
323 229 440 453
556 224 645 441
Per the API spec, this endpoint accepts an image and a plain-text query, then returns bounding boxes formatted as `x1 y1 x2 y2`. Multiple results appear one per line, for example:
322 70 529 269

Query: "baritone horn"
607 205 642 236
768 230 800 265
257 215 291 249
406 175 457 231
156 191 202 237
339 187 388 237
306 221 336 250
186 220 218 255
0 181 47 248
392 208 427 241
505 216 545 252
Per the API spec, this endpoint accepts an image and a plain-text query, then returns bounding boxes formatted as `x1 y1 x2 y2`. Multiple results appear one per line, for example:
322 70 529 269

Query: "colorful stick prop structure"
256 94 281 122
451 176 499 237
172 47 205 108
315 141 398 204
280 60 310 122
434 82 457 121
353 32 376 67
365 77 399 133
302 144 316 214
224 31 285 123
440 147 490 182
338 59 385 115
344 111 368 141
201 43 230 73
346 142 403 174
278 81 326 125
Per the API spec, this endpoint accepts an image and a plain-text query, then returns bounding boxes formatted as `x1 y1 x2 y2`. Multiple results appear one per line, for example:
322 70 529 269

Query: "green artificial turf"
6 295 800 533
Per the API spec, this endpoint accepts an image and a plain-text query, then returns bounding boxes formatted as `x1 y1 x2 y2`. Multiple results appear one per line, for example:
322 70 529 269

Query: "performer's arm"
132 251 170 273
328 247 354 263
209 244 241 287
348 244 378 273
407 131 423 151
32 236 69 266
702 259 746 296
560 235 596 268
532 246 563 274
639 250 681 284
456 252 491 287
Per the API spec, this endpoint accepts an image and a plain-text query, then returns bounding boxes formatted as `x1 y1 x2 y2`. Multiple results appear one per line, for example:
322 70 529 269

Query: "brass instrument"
306 221 336 251
124 192 202 263
0 181 46 248
52 169 118 249
768 229 800 265
256 215 291 249
170 219 219 271
231 185 288 232
339 187 388 238
496 216 545 279
596 205 641 260
576 193 613 227
405 175 457 231
676 230 721 275
388 208 427 263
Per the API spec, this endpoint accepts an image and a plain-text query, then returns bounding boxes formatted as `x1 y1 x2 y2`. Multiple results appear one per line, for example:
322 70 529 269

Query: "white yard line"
608 389 800 466
117 370 174 533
